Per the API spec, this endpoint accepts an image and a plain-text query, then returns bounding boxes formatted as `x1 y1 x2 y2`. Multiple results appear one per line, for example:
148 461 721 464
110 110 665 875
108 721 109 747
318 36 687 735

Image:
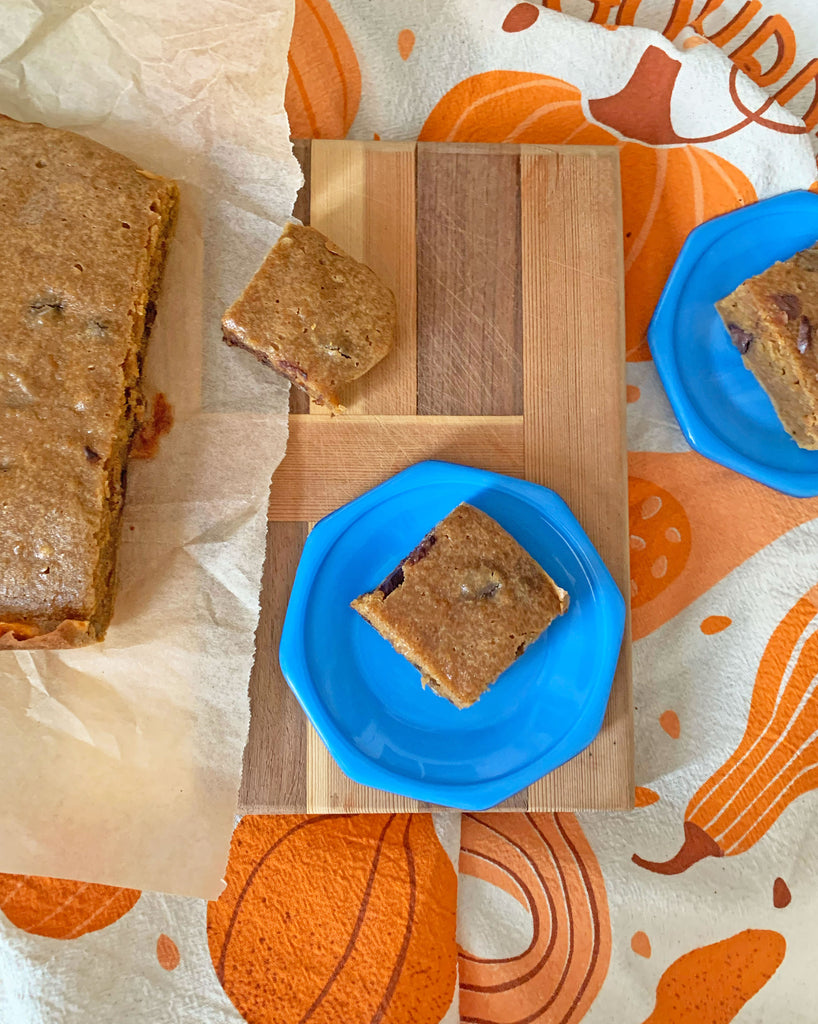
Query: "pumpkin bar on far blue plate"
716 242 818 449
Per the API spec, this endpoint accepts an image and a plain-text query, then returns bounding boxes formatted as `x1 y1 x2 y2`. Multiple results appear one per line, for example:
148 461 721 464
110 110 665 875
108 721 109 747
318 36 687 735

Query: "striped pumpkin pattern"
459 813 610 1024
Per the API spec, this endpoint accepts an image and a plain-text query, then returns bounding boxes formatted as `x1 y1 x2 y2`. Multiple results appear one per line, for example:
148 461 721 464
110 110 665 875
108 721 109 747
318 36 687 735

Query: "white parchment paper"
0 0 300 897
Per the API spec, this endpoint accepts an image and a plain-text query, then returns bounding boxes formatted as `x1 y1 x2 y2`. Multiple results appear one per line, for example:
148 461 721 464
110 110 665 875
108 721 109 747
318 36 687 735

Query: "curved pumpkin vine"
458 813 611 1024
634 585 818 873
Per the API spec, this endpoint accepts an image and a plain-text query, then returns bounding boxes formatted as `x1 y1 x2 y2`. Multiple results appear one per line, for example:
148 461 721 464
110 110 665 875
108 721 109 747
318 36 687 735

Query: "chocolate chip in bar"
727 322 753 354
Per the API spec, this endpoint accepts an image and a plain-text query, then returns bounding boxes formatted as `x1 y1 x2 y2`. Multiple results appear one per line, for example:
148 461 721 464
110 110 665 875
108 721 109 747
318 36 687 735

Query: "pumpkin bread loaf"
716 242 818 449
222 222 396 412
352 504 569 708
0 117 178 648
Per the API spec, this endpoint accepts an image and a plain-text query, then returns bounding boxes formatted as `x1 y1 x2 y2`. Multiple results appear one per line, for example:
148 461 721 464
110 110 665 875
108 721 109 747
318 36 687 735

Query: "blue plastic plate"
649 190 818 497
279 461 625 809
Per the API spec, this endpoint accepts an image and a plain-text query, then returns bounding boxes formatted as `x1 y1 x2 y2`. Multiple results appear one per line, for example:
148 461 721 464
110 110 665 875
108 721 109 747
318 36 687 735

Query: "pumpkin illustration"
628 451 818 641
628 476 691 609
640 929 785 1024
0 874 140 939
208 814 457 1024
634 587 818 874
285 0 361 139
419 56 756 361
459 812 610 1024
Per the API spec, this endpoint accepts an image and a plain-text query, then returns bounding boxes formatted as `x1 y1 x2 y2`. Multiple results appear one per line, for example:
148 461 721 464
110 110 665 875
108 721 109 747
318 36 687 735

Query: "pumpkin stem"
632 820 724 875
588 46 684 146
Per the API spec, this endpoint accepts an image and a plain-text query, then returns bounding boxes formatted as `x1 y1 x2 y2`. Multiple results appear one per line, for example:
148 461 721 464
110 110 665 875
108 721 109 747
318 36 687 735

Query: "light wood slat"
353 144 417 414
268 414 525 522
238 521 308 811
306 144 422 807
520 148 633 810
304 141 418 416
306 725 420 813
307 141 366 418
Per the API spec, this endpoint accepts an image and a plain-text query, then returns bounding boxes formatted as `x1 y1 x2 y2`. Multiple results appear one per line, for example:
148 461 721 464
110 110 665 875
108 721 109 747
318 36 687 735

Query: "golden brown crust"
716 243 818 449
0 118 178 647
0 620 94 649
351 504 569 708
222 222 396 410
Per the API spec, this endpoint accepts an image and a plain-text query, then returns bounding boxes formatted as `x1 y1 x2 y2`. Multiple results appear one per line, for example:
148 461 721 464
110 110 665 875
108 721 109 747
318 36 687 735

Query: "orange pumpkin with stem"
419 51 756 361
634 586 818 874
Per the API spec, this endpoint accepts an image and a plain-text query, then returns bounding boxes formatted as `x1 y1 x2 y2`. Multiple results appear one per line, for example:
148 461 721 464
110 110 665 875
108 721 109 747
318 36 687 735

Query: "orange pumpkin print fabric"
208 814 457 1024
458 812 611 1024
635 586 818 874
0 875 140 939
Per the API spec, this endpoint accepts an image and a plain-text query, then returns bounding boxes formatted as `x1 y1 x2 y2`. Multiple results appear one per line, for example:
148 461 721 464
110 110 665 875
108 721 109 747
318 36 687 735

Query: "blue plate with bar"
649 190 818 497
278 461 625 809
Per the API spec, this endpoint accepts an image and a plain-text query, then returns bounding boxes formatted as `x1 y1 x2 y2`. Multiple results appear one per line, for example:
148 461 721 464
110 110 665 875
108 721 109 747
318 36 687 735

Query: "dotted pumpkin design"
0 874 140 939
285 0 361 139
207 813 457 1024
628 476 691 609
418 70 756 361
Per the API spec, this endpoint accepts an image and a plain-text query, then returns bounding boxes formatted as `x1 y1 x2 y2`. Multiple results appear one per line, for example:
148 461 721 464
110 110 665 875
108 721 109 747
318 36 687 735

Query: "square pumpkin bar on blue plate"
351 503 569 709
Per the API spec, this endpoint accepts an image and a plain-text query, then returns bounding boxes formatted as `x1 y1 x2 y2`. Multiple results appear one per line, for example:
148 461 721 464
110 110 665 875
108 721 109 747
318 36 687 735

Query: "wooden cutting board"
238 140 633 813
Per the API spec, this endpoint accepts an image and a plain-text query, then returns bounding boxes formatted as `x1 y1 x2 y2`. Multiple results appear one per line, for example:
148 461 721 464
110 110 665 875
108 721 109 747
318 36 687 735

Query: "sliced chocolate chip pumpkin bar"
716 242 818 449
351 504 569 709
222 222 396 412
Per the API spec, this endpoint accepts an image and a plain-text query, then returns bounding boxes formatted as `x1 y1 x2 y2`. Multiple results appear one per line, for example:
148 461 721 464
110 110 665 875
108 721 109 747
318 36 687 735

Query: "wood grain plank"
268 415 525 521
305 143 422 808
349 144 417 414
238 521 308 812
416 143 522 416
306 725 420 813
520 148 633 810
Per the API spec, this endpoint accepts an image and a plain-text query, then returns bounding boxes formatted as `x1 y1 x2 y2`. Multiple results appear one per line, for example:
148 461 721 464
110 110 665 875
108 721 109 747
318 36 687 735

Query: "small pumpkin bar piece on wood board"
222 222 396 411
352 504 569 709
716 242 818 449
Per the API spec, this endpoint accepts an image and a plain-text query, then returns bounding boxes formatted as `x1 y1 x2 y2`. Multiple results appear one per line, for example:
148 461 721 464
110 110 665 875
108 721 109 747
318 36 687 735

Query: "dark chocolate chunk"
406 532 436 566
84 446 101 463
771 293 801 322
797 315 812 355
514 641 527 659
727 322 753 354
479 581 501 598
143 300 157 336
379 565 404 598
